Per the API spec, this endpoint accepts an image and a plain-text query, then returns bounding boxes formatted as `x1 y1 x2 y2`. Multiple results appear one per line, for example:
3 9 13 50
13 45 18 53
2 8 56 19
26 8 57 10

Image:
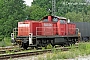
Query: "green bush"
0 37 12 47
4 37 12 46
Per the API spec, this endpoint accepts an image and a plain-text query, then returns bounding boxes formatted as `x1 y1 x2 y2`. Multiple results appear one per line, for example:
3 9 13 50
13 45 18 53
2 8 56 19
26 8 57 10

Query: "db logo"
44 23 52 27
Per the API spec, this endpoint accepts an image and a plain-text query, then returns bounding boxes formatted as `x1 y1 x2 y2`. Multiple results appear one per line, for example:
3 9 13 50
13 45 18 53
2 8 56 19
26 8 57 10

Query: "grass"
0 37 12 47
38 42 90 60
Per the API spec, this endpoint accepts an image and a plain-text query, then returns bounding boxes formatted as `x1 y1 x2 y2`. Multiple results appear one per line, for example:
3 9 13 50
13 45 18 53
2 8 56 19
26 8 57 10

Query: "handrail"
36 27 58 36
13 28 18 38
12 27 79 37
36 27 79 36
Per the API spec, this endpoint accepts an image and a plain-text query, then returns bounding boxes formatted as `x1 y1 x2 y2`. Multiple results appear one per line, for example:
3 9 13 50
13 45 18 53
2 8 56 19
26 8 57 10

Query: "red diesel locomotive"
11 15 79 49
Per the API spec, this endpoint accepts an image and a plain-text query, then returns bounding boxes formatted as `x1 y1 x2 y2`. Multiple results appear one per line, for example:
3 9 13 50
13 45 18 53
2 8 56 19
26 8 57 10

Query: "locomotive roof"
54 16 67 19
42 15 67 20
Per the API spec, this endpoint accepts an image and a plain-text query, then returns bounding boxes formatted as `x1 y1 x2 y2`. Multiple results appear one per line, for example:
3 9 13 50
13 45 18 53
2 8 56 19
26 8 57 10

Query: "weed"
46 44 53 49
41 47 45 50
6 50 11 54
9 56 13 60
39 42 90 60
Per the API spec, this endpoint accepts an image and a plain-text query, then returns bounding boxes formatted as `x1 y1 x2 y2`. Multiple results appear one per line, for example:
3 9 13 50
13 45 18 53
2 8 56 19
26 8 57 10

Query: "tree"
25 5 49 20
65 12 83 22
0 0 27 36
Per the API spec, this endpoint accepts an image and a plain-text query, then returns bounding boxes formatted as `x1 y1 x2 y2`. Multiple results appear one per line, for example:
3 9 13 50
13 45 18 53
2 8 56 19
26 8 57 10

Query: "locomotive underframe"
15 35 79 49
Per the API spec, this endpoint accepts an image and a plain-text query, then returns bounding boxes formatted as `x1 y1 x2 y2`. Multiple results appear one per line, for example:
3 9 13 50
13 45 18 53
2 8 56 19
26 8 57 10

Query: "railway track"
0 46 19 50
0 45 21 54
0 46 78 59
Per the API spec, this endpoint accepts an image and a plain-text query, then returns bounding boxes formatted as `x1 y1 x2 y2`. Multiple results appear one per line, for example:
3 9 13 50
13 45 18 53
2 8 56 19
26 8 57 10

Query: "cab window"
60 20 65 23
43 19 48 22
52 18 58 22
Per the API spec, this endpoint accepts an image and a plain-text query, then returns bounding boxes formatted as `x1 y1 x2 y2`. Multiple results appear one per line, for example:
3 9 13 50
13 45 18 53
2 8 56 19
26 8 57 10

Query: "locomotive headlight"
29 33 33 44
11 33 15 43
11 33 14 40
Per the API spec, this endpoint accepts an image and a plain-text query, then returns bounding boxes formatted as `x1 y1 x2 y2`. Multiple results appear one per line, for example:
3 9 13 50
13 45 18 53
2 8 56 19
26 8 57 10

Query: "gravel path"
68 55 90 60
7 54 90 60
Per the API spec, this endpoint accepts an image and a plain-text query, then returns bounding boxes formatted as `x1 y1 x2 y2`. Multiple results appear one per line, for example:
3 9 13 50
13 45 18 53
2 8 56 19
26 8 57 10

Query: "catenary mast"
52 0 56 16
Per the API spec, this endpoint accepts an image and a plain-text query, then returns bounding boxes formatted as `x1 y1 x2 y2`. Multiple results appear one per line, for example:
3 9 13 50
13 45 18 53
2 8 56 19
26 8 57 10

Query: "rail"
0 46 78 59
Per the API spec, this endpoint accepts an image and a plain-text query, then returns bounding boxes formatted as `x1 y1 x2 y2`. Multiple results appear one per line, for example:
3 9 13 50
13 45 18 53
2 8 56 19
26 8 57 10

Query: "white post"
68 19 70 23
11 33 14 40
29 33 33 44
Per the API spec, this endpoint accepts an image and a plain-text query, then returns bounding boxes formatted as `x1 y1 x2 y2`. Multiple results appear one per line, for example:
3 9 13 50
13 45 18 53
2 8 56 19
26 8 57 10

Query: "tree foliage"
65 12 83 22
25 5 48 20
0 0 26 36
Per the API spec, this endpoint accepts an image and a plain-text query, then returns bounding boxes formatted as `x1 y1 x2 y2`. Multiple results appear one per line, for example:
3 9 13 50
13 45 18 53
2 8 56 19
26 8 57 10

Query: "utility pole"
52 0 56 16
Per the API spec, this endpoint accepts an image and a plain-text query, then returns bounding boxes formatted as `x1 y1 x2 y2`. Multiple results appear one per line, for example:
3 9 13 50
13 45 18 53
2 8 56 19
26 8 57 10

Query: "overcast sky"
23 0 33 6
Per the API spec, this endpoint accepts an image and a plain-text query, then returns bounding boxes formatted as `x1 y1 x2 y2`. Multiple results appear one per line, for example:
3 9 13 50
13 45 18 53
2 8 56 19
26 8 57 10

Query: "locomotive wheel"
22 43 28 49
52 44 55 47
72 40 76 44
45 44 48 49
66 42 70 46
35 46 38 49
